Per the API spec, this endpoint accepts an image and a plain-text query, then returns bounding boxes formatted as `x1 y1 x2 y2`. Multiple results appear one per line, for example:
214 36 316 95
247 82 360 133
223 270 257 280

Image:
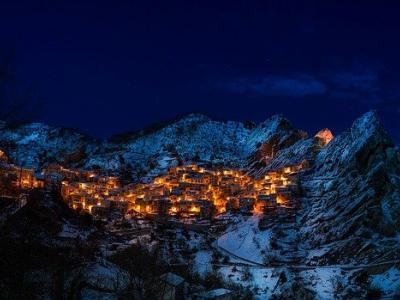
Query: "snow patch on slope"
218 214 271 265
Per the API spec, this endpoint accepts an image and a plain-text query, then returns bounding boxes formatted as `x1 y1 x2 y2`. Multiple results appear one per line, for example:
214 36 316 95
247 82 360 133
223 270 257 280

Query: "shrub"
203 271 224 289
366 287 382 300
241 266 252 281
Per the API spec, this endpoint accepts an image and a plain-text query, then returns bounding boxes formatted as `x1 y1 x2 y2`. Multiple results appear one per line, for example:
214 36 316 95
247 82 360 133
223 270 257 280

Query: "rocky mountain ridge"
299 111 400 265
0 113 309 180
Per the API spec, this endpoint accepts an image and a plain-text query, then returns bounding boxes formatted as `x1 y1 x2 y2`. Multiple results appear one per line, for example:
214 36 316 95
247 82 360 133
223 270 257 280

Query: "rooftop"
193 288 233 298
160 272 185 286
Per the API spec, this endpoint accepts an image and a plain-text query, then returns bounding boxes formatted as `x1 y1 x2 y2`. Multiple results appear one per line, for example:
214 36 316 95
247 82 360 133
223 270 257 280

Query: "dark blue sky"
0 1 399 142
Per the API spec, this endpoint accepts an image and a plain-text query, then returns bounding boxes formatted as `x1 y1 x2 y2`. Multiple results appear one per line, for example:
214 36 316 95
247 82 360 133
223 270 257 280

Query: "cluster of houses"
0 150 45 193
0 147 304 220
60 163 303 219
60 169 126 216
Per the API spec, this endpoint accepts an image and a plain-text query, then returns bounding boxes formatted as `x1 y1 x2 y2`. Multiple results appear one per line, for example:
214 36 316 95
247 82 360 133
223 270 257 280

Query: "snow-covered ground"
218 264 346 299
194 250 213 276
300 267 343 299
219 265 279 299
83 261 129 291
371 267 400 296
217 214 271 265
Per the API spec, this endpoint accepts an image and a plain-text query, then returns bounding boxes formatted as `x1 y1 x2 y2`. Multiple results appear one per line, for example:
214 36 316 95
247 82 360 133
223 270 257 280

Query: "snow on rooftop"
194 288 233 298
370 267 400 296
84 261 129 291
161 272 185 286
194 251 213 276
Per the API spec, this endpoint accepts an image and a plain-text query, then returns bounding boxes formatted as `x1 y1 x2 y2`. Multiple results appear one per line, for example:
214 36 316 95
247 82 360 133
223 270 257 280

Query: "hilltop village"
62 163 304 218
0 143 305 222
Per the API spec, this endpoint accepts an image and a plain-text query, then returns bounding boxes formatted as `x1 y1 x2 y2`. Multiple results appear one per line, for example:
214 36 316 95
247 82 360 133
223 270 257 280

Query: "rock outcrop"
314 128 334 146
246 116 308 177
248 127 334 178
299 111 400 264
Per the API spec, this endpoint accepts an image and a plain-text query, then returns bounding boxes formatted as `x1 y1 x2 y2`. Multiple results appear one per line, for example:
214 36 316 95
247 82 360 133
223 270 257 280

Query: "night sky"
1 1 399 143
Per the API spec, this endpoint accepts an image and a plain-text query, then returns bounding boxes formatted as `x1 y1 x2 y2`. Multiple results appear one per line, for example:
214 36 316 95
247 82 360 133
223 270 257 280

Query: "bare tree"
110 244 168 299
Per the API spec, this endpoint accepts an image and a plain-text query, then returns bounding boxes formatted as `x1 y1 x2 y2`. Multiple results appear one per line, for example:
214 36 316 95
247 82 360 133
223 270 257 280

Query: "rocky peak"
299 111 400 264
258 114 293 132
246 115 309 176
313 111 393 177
314 128 333 146
351 110 386 138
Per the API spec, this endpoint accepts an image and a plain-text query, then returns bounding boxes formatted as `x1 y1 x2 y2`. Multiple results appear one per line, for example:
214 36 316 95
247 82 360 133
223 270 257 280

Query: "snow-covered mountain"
0 122 97 169
90 113 308 181
299 111 400 265
0 113 305 180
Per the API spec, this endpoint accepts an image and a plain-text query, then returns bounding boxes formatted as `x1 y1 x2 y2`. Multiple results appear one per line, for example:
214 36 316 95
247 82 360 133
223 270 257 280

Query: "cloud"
218 66 393 107
325 69 381 101
220 74 327 97
328 71 378 91
320 64 390 106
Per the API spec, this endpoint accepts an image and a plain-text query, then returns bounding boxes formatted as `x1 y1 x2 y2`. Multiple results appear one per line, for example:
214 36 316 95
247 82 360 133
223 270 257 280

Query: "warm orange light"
51 162 297 218
190 206 200 213
277 195 287 205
